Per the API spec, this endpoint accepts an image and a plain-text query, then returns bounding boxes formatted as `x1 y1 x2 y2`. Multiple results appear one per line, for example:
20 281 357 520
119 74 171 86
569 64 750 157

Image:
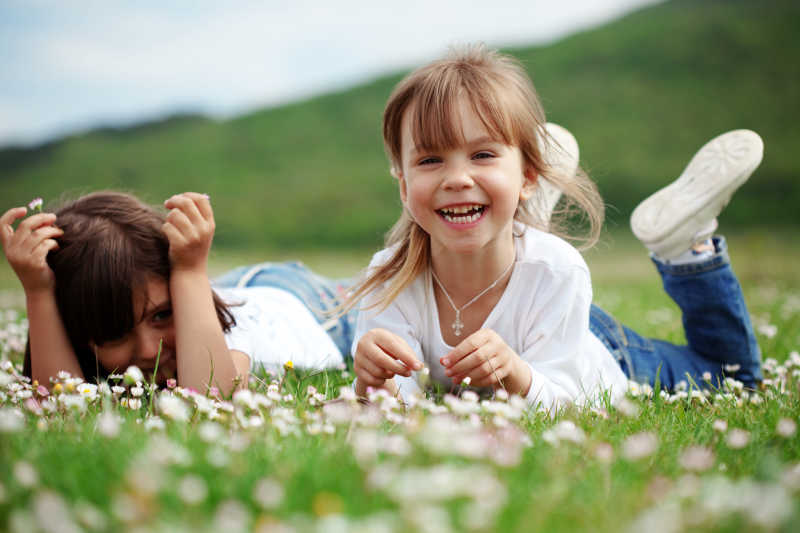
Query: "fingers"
162 193 215 272
372 330 422 371
5 212 57 243
467 358 511 388
356 353 395 382
161 220 185 247
20 225 63 251
441 329 491 369
0 207 28 244
354 349 388 387
1 209 60 292
449 354 512 388
189 192 213 222
31 238 60 263
355 335 409 377
354 329 422 388
3 213 61 258
164 207 195 241
442 329 517 387
445 342 495 377
164 192 213 224
163 193 214 244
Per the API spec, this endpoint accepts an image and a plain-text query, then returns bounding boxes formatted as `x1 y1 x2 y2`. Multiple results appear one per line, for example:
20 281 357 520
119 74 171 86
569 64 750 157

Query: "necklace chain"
431 259 515 337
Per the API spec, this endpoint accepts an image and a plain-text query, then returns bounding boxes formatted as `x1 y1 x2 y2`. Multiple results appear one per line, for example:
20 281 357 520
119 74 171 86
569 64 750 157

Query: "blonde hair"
344 44 604 313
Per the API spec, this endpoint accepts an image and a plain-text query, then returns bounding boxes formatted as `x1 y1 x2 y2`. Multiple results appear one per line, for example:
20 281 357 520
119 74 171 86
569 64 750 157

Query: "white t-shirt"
352 226 628 410
217 287 344 371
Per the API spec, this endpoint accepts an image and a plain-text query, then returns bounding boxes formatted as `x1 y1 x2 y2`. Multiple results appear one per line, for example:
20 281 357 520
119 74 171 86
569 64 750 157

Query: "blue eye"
473 151 494 159
153 309 173 323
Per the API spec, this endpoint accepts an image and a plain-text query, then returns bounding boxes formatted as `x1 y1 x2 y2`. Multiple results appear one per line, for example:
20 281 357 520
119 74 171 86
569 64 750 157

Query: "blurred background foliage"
1 0 798 252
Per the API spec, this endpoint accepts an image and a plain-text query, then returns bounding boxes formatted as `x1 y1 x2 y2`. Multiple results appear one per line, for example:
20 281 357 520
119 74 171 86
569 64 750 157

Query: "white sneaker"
535 122 578 222
630 129 763 259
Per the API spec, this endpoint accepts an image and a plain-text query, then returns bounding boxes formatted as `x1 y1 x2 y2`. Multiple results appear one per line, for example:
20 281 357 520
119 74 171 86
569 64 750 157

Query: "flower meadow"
1 277 800 533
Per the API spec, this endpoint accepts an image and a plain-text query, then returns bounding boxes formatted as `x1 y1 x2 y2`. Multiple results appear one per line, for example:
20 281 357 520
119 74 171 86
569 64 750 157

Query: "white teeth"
440 204 483 215
442 210 483 224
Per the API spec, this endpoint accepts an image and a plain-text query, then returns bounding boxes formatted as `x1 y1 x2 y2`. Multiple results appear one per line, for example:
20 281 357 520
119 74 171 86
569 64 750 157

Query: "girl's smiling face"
396 97 537 258
91 277 177 384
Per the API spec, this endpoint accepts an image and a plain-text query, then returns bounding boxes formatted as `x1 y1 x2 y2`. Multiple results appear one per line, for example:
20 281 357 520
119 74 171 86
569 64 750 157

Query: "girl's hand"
163 193 214 273
0 207 62 293
441 328 532 395
354 328 422 396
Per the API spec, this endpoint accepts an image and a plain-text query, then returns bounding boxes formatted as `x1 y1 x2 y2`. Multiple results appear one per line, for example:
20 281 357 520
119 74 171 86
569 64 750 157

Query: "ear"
519 166 539 201
393 167 409 205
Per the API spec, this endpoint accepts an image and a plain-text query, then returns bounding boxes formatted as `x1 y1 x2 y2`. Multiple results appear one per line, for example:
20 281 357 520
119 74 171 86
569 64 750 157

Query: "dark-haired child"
1 191 355 394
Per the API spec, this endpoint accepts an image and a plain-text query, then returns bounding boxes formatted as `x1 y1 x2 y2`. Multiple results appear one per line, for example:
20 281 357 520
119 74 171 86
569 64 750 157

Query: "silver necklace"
431 259 515 336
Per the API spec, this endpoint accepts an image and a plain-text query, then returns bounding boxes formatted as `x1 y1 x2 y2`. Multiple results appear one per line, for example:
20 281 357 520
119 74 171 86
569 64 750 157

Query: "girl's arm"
0 208 84 384
162 193 248 396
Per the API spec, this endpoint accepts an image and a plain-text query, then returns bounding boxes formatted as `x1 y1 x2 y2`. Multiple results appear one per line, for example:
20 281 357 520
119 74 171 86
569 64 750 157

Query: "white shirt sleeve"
519 265 598 411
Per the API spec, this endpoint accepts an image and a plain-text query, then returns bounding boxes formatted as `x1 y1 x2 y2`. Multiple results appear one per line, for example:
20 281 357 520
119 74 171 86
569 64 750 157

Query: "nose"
441 160 474 191
135 331 167 364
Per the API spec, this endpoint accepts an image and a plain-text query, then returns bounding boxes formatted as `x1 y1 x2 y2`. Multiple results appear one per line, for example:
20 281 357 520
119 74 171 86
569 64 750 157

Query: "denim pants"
213 261 358 358
589 237 762 389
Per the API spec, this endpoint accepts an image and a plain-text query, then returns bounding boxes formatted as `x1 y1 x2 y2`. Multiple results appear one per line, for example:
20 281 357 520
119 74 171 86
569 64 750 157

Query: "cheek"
405 181 433 216
489 174 526 212
95 345 134 372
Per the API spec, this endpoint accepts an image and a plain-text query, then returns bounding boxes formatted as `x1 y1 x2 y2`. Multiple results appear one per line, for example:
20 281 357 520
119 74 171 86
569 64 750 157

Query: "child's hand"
441 328 532 395
354 328 422 396
163 193 214 273
0 207 62 293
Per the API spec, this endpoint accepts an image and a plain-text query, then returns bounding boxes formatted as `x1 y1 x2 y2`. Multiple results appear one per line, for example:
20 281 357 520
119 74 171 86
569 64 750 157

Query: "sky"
0 0 662 147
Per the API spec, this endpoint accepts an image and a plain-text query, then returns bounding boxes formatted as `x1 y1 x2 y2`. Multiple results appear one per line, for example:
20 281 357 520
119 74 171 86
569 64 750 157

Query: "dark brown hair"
23 191 235 381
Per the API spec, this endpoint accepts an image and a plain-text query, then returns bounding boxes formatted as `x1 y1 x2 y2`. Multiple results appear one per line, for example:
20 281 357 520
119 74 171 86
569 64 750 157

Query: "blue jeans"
213 261 358 358
589 237 762 389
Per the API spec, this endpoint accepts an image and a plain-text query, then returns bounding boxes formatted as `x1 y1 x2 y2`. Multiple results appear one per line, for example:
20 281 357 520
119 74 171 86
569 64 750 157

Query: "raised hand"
0 207 63 293
441 328 532 395
162 192 214 273
354 328 422 396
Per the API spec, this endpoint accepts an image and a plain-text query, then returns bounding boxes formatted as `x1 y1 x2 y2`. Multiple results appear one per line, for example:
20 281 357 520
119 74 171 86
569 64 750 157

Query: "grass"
1 234 799 532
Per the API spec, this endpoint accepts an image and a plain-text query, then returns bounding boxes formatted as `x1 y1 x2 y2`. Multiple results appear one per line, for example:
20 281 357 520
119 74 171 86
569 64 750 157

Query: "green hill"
1 0 798 250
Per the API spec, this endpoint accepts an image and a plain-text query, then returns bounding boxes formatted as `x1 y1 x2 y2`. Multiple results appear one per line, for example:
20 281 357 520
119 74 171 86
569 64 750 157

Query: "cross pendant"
452 311 464 336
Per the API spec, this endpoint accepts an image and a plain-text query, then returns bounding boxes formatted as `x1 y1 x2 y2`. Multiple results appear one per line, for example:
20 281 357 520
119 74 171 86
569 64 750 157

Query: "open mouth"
437 204 486 224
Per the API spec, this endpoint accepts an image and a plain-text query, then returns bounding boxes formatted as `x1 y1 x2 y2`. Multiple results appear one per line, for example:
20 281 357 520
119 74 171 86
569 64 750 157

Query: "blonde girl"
347 45 762 409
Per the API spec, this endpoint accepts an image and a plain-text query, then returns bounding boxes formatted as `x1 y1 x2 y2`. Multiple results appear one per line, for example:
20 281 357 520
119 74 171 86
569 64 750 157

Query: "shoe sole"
630 129 763 259
536 122 578 218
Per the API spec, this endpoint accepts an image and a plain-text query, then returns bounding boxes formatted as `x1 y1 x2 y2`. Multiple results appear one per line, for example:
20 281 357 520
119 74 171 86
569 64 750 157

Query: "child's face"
396 97 536 257
91 277 177 384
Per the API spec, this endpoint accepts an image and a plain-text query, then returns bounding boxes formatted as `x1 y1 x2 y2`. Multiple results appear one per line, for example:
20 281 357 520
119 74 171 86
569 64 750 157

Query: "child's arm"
0 207 84 384
162 193 248 396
